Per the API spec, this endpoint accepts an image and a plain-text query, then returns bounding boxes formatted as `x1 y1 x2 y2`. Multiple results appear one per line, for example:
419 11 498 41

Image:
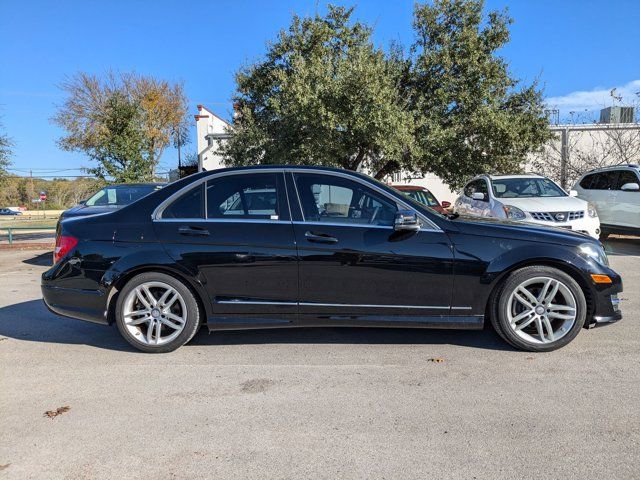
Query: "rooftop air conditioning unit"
599 106 635 124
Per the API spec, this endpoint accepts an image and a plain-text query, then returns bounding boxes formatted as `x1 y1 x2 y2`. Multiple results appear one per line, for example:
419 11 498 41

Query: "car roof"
390 184 427 191
581 164 640 175
109 183 165 187
486 174 545 180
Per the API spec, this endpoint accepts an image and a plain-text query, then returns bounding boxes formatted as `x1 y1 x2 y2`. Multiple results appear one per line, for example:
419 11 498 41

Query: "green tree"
222 1 551 188
407 0 551 188
84 93 153 182
221 6 415 178
52 71 189 181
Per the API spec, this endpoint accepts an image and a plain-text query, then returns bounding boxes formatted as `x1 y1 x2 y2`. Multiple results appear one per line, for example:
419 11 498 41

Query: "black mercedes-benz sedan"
42 166 622 353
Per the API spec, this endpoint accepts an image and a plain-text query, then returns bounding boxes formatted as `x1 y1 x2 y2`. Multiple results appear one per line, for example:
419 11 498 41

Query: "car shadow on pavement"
190 326 516 351
21 251 53 267
603 237 640 257
0 299 137 352
0 299 515 352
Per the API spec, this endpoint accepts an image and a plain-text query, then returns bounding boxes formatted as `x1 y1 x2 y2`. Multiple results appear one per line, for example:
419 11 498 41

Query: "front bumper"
525 215 601 239
585 282 623 328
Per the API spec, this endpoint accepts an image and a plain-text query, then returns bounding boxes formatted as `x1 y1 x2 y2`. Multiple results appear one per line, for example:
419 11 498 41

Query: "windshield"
491 178 566 198
85 185 161 206
401 189 439 207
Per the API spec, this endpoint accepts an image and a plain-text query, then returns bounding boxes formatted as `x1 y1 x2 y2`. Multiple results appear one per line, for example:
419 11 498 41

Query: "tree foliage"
221 6 415 177
222 1 552 189
52 71 188 182
0 176 102 210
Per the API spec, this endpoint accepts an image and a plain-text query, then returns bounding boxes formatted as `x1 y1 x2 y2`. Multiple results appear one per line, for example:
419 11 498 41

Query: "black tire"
115 272 201 353
490 266 587 352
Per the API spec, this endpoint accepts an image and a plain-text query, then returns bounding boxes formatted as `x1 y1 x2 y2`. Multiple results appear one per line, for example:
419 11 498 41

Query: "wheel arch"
484 257 595 323
104 264 211 326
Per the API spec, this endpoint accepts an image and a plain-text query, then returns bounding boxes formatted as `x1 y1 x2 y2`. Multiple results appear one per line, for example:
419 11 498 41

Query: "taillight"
53 235 78 264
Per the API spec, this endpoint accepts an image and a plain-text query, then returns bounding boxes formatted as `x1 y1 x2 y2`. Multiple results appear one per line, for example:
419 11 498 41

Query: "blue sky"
1 0 639 176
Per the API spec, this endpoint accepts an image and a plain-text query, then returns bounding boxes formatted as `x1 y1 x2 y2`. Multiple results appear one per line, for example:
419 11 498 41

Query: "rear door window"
207 173 281 219
590 171 618 190
162 184 205 219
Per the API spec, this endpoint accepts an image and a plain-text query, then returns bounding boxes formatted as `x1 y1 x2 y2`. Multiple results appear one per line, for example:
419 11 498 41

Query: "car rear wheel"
115 272 201 353
490 266 587 352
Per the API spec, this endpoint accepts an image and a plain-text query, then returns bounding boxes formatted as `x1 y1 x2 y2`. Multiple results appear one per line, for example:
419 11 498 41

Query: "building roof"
194 104 232 126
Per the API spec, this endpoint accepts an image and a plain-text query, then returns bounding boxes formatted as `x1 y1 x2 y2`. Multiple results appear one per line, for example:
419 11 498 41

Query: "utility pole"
560 128 569 189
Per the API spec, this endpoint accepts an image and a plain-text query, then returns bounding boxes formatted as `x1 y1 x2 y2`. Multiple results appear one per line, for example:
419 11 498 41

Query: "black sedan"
42 166 622 353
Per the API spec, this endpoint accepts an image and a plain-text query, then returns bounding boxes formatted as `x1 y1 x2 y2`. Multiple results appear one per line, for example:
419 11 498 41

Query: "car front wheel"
491 266 587 352
115 272 201 353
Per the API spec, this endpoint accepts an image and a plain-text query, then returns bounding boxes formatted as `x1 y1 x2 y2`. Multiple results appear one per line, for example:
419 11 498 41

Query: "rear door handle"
305 231 338 244
178 225 210 236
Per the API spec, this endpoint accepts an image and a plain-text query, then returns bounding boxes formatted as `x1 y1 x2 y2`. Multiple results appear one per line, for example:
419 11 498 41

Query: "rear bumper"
41 284 109 325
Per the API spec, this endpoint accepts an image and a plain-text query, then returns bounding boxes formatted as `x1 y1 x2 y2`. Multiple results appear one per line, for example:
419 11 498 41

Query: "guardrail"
0 226 57 245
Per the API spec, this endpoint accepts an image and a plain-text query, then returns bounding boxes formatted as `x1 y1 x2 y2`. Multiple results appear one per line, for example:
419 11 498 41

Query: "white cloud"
546 79 640 114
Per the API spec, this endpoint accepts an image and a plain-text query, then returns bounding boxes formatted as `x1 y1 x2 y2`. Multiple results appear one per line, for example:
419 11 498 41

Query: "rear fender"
101 246 213 323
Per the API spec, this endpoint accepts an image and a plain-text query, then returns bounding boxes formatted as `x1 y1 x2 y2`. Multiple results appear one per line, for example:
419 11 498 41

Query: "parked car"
0 208 22 216
573 164 640 239
43 166 622 353
454 174 600 239
390 185 451 214
60 183 164 220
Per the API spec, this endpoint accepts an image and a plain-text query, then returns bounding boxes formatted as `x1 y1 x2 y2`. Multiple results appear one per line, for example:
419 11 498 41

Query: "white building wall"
195 105 231 172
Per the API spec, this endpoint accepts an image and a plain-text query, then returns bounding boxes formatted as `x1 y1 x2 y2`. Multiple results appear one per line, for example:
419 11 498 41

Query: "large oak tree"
222 1 552 189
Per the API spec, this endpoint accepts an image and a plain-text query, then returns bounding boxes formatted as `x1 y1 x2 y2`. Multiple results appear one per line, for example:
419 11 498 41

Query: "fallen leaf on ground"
428 357 445 363
43 406 70 419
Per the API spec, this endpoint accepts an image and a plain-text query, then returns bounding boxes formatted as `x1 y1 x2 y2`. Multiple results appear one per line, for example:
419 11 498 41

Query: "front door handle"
305 231 338 244
178 225 210 236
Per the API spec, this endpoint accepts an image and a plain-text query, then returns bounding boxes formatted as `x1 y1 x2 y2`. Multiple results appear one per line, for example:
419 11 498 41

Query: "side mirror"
621 182 640 192
569 190 578 197
471 192 486 201
441 201 451 209
394 210 421 232
78 200 86 205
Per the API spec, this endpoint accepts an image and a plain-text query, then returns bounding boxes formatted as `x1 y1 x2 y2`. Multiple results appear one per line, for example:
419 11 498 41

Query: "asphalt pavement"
1 240 639 479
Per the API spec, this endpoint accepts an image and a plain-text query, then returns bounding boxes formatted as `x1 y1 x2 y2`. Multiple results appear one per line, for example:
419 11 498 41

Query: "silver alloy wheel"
506 276 577 344
122 281 187 346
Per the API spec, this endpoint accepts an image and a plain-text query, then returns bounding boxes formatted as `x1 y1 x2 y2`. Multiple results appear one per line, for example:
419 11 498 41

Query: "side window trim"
153 169 289 221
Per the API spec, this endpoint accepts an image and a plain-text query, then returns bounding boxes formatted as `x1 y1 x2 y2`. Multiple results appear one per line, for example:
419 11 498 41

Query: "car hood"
61 205 122 218
452 214 594 246
495 195 587 212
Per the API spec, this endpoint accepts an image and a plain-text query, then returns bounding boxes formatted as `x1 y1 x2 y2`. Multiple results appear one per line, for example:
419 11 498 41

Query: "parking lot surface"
1 240 639 479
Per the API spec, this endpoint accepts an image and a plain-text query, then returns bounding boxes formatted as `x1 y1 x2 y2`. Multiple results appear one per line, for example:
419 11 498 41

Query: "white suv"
573 164 640 238
455 174 600 239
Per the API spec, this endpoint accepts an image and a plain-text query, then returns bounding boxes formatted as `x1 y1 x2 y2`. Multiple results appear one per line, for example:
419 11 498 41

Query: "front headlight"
503 205 526 220
579 242 609 266
587 202 598 218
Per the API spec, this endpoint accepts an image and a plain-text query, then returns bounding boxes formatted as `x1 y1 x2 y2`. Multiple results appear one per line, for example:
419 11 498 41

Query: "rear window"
85 185 161 206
